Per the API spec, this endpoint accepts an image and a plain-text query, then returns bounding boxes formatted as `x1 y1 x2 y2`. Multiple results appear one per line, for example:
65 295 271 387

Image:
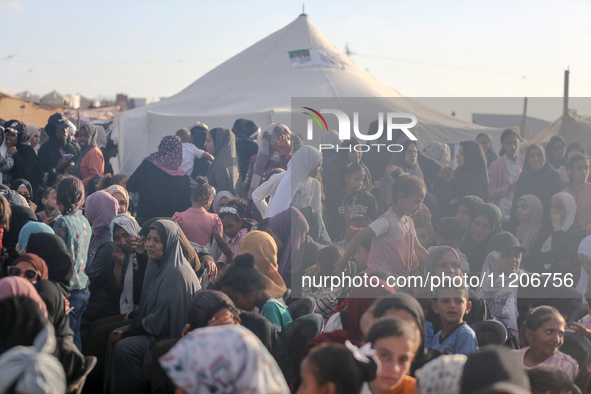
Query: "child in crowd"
326 162 378 242
363 317 420 394
335 168 428 277
302 244 347 319
354 234 372 274
175 128 214 181
431 284 478 355
53 176 91 350
414 217 436 250
172 177 233 261
516 306 579 381
527 366 575 394
432 217 470 272
298 342 379 394
36 187 59 224
216 198 250 264
335 215 372 250
219 253 292 333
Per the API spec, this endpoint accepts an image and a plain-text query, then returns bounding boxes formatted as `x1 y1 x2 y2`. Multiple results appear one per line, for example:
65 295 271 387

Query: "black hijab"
26 233 75 297
460 203 503 272
3 204 37 253
459 195 485 222
0 296 47 354
545 136 567 170
10 178 33 198
476 132 499 168
453 141 489 201
187 290 240 329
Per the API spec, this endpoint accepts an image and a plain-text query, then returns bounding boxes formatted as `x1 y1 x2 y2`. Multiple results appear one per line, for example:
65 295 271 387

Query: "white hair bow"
345 340 376 364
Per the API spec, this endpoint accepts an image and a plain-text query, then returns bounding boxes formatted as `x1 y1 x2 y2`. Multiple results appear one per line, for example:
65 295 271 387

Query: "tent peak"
299 12 308 17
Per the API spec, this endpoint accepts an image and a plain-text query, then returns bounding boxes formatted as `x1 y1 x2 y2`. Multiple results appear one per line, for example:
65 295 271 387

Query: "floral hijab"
145 135 185 176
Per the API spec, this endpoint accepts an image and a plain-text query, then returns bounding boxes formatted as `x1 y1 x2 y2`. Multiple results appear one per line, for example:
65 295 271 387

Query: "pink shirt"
218 228 248 263
564 182 591 228
172 207 222 246
367 208 418 277
515 347 579 380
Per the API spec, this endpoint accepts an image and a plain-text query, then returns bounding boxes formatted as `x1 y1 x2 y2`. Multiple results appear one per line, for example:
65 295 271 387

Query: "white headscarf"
0 325 66 394
515 194 544 252
159 325 289 394
541 192 577 253
576 236 591 295
266 145 321 218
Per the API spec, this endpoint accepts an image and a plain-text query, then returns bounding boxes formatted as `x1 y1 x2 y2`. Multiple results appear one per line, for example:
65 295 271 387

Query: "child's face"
416 226 433 249
436 235 462 250
433 289 471 325
497 249 522 275
221 216 242 239
344 171 364 193
354 245 370 271
455 203 471 230
372 336 416 392
395 188 425 217
433 251 462 277
526 318 565 359
297 359 329 394
221 286 256 311
43 191 58 211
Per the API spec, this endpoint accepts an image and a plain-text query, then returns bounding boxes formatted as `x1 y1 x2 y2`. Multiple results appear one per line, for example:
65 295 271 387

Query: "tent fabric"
527 109 591 150
112 14 504 174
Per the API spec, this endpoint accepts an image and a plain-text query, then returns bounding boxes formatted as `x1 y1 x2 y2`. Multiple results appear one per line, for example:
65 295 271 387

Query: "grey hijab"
139 219 201 339
73 124 103 178
423 246 460 278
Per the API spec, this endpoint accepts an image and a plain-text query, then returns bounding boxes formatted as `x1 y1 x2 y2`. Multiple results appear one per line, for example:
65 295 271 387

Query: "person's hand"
113 246 125 266
43 216 57 226
202 152 215 162
440 167 455 182
7 146 16 155
181 324 192 337
56 156 71 171
551 213 562 231
305 264 320 276
112 331 123 346
203 259 218 279
333 257 349 274
208 311 238 326
132 236 145 254
123 312 131 321
570 321 591 341
275 134 292 156
28 201 37 212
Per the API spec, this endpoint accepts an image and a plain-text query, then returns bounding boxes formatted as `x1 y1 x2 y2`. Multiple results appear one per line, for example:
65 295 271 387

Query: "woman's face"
216 197 230 213
476 136 490 153
498 249 522 275
568 158 590 185
5 130 18 147
501 135 519 158
145 228 164 260
434 251 462 277
16 186 30 199
551 140 566 162
348 150 362 164
455 203 471 230
550 197 566 222
112 192 127 214
113 227 134 254
371 336 416 393
404 143 418 167
528 147 545 171
77 127 90 150
470 214 492 243
204 132 215 155
13 261 39 284
456 145 465 167
516 199 531 222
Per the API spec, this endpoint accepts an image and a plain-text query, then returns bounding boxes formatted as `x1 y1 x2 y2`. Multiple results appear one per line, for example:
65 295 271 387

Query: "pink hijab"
0 276 48 319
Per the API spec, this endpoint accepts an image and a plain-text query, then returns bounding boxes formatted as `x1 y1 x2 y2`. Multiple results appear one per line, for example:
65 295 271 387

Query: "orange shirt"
386 375 416 394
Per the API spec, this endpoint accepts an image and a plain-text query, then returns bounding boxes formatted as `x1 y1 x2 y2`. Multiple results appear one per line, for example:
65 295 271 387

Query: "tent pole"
563 67 569 119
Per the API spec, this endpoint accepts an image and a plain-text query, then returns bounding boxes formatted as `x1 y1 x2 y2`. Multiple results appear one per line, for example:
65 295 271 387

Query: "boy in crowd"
432 284 478 355
175 128 214 182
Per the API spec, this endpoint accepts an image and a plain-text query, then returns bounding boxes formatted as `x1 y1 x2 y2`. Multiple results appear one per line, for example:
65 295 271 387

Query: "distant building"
41 90 73 108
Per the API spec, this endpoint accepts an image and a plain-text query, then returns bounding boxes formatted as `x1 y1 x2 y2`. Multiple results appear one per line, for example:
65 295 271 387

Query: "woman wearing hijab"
460 203 503 273
242 123 292 211
127 135 191 224
423 141 451 167
3 202 37 256
510 144 563 230
38 113 79 187
0 276 48 319
0 126 15 185
433 140 489 218
107 219 200 393
232 118 260 180
160 325 289 394
253 145 323 219
238 230 287 298
104 184 129 214
10 178 33 200
81 191 119 332
4 120 38 192
514 194 544 268
204 128 241 194
73 124 105 189
212 190 233 214
455 195 485 231
478 232 527 342
545 135 568 184
321 129 340 170
8 253 48 284
476 132 499 168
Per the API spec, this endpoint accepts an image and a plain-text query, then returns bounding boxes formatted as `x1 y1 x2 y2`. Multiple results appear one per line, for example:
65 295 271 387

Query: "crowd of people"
0 112 591 394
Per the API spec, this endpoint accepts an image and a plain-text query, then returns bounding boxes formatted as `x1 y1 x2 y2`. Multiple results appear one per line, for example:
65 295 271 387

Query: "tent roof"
113 14 504 173
527 109 591 151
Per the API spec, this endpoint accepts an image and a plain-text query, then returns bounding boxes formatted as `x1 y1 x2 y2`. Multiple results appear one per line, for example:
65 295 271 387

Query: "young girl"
563 153 591 233
335 168 428 277
36 187 59 223
516 306 579 381
172 177 233 261
53 175 91 350
362 317 420 394
219 253 292 333
327 162 378 242
298 342 379 394
216 198 252 264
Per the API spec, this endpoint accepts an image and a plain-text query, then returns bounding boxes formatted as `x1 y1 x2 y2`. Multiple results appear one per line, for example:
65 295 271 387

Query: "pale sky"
2 0 591 121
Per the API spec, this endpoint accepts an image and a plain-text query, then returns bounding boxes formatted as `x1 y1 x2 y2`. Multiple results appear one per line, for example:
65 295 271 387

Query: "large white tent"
112 13 503 174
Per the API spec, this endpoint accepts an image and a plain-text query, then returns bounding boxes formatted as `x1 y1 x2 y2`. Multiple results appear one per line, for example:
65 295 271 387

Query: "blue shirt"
426 321 434 349
432 322 478 355
54 210 92 290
